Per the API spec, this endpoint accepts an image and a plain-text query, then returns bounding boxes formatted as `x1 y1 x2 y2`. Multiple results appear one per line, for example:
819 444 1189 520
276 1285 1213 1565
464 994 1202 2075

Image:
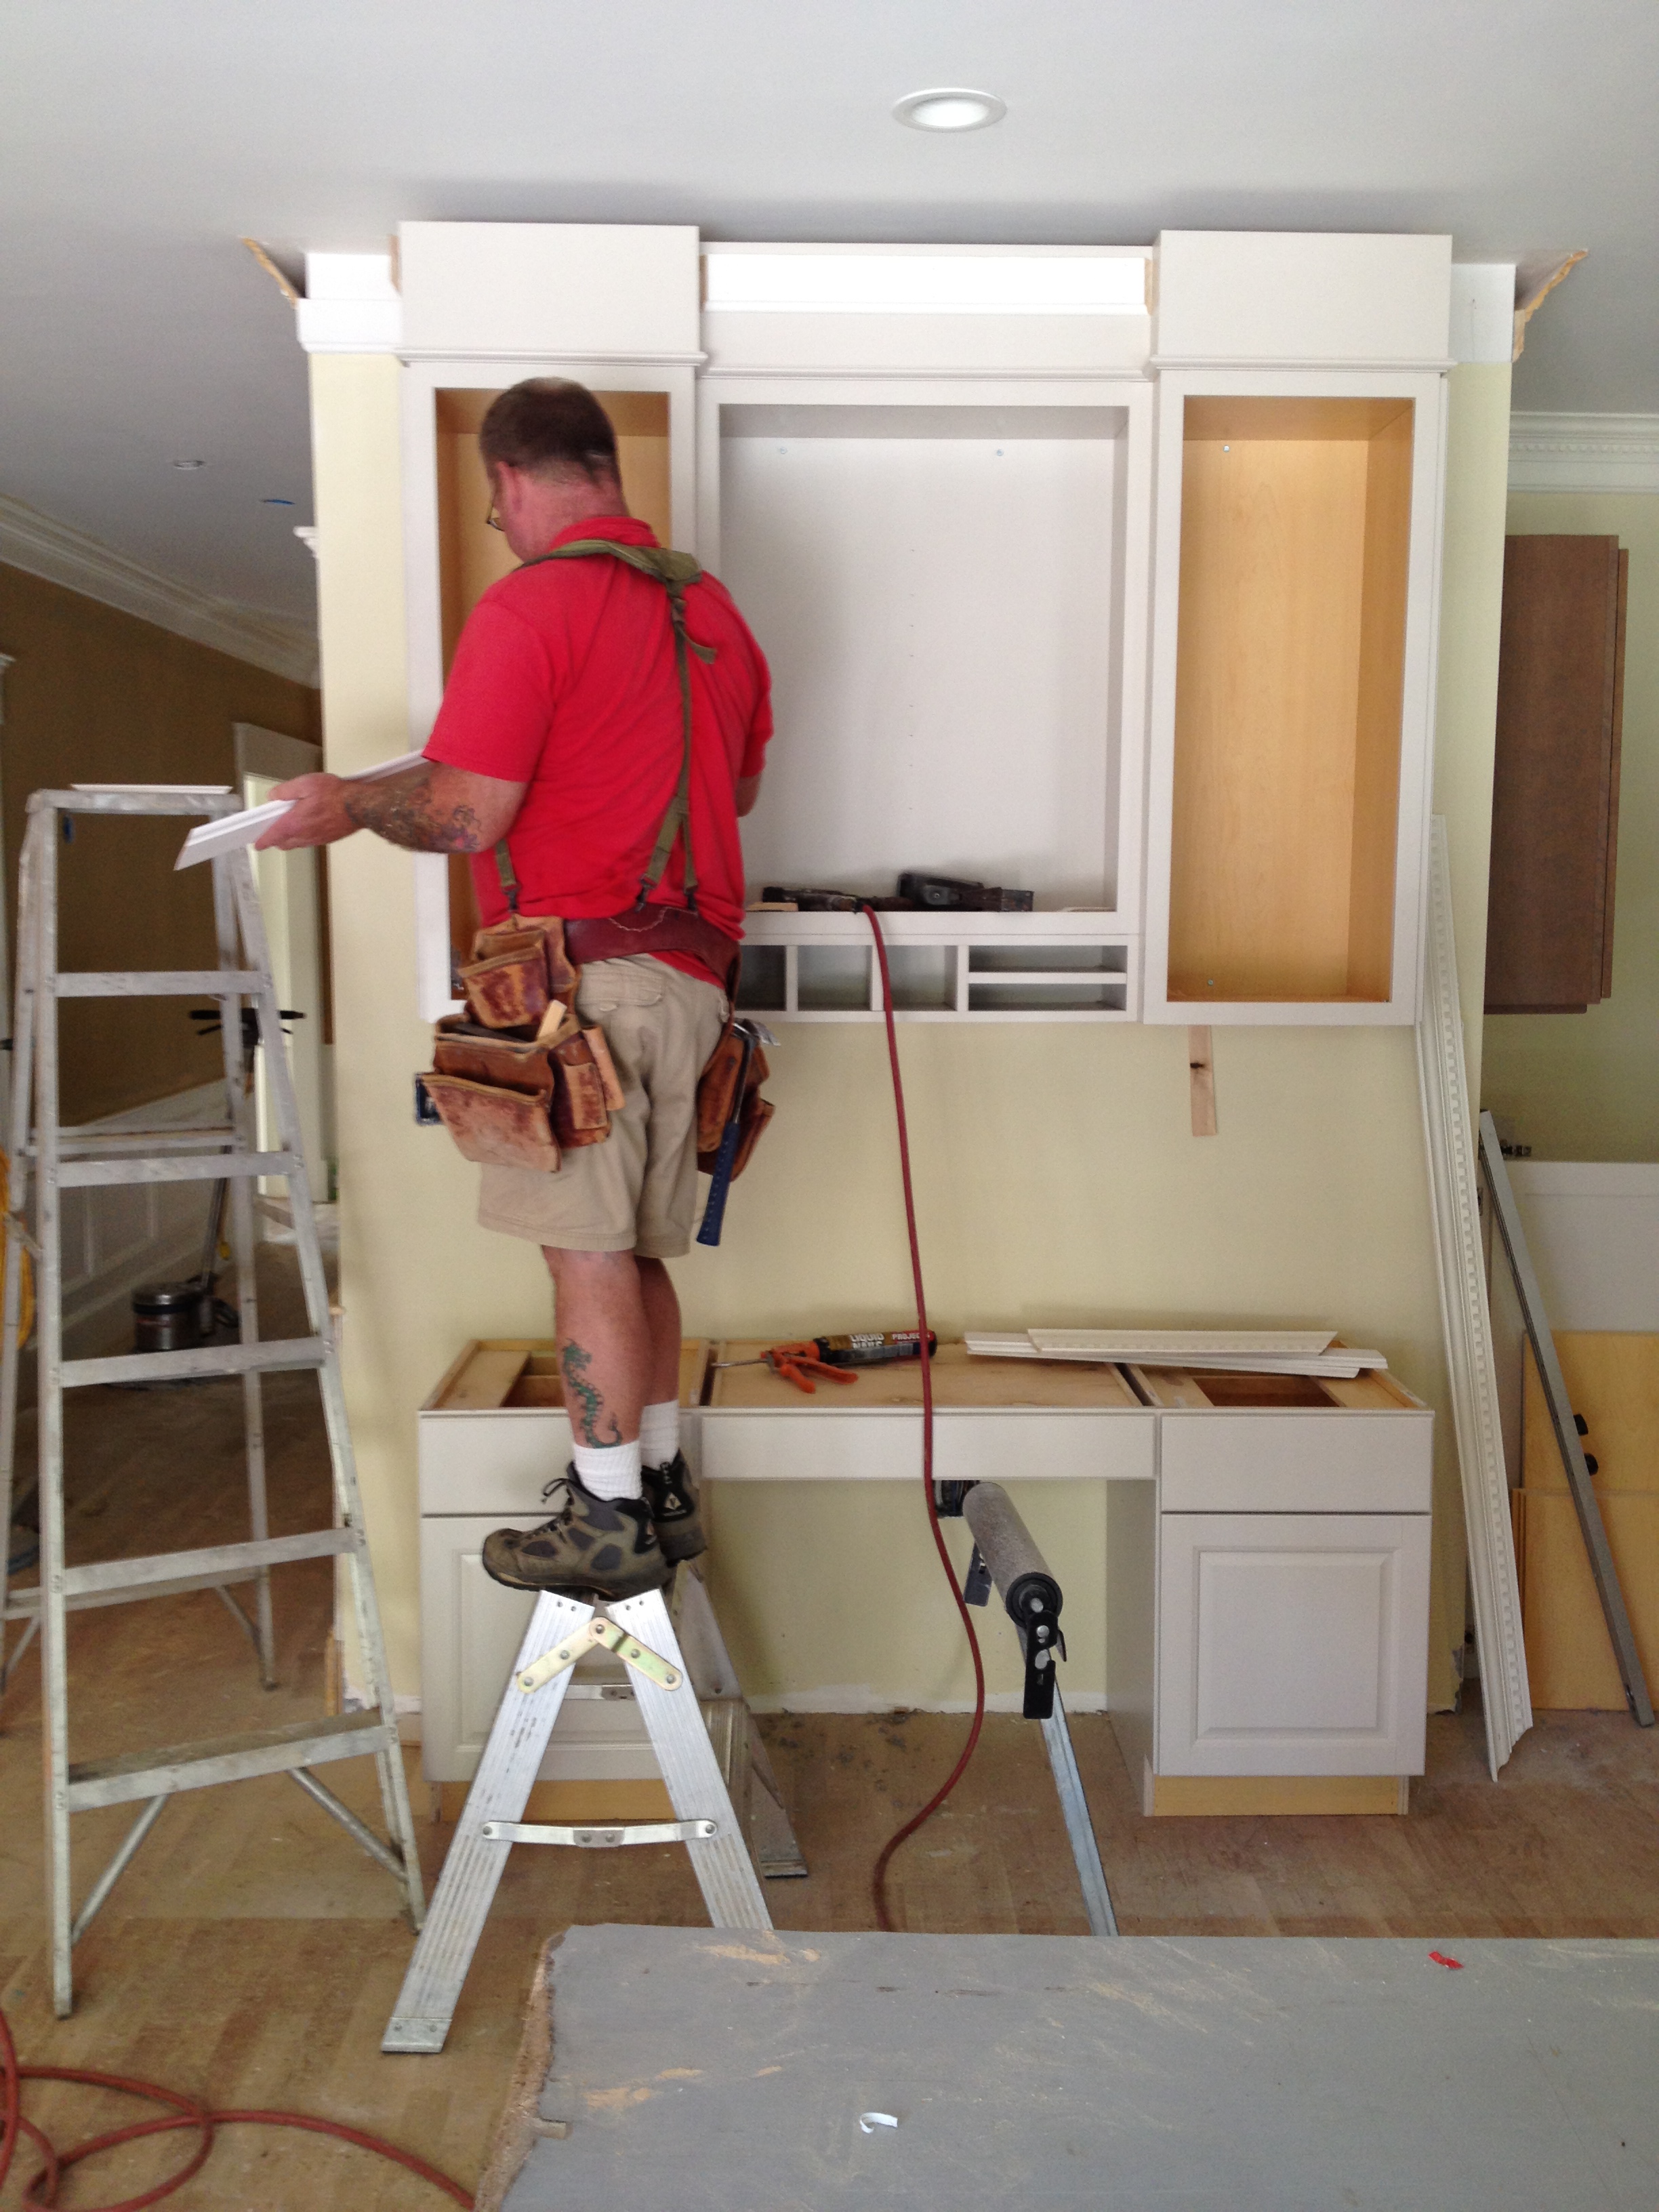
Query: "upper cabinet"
1141 234 1452 1025
1484 535 1628 1015
384 224 1452 1026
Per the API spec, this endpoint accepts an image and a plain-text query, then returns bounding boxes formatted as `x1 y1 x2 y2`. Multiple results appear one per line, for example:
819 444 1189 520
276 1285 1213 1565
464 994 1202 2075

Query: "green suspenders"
491 539 716 917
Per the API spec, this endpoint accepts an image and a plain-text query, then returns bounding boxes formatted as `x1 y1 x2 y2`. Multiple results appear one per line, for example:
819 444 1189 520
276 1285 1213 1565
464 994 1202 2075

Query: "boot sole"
480 1556 670 1600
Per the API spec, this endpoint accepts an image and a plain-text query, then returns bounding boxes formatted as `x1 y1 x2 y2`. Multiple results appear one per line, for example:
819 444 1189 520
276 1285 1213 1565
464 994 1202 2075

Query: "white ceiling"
3 0 1655 638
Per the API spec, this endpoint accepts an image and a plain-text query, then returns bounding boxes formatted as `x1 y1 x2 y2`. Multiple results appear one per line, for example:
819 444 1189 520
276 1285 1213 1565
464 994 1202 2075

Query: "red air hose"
0 1994 472 2209
861 905 987 1931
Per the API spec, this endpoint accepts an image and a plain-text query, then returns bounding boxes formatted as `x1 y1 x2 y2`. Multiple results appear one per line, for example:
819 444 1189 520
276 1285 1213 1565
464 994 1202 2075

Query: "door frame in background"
234 723 332 1202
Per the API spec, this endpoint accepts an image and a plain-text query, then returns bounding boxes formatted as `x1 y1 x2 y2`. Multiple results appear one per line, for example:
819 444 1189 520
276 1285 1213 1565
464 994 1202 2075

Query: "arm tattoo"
344 768 487 854
560 1341 624 1449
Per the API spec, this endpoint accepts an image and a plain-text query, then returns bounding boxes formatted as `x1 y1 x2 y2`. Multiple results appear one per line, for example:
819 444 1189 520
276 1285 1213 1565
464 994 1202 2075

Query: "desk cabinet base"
1134 1759 1410 1818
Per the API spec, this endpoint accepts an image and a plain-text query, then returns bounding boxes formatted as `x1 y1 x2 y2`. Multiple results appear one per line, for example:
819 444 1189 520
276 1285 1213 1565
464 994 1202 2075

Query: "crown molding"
1509 412 1659 496
0 495 317 685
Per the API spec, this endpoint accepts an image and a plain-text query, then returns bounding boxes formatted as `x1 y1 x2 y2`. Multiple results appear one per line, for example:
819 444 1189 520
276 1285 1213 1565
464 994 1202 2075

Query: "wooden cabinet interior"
1484 535 1628 1014
431 386 674 958
1167 396 1414 1006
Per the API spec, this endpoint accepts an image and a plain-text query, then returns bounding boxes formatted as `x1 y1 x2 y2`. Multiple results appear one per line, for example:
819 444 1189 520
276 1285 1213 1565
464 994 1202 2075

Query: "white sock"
572 1439 642 1501
640 1399 680 1469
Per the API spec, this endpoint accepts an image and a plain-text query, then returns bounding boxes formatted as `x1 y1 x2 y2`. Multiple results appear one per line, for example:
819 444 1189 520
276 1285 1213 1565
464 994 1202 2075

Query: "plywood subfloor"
3 1252 1658 2205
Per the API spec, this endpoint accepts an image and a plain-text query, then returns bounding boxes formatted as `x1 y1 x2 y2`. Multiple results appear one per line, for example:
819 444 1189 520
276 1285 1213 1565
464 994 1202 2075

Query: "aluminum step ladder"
0 787 425 2016
385 1563 798 2053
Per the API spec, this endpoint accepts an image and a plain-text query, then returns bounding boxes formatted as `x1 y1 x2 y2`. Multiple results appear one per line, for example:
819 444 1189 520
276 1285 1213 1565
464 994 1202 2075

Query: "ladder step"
63 1336 330 1389
6 1565 258 1620
66 1711 394 1812
58 1151 295 1189
56 1128 237 1155
62 1526 357 1600
55 970 263 998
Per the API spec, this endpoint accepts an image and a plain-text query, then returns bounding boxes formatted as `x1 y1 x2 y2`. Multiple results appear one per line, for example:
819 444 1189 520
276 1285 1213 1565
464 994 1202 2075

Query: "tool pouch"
457 916 580 1032
419 1071 562 1170
695 1019 773 1178
547 1027 613 1151
422 1022 560 1169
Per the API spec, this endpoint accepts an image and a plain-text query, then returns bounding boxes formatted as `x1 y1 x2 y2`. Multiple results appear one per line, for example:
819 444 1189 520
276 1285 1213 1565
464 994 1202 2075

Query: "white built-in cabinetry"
1107 1364 1431 1814
419 1341 1431 1814
390 222 1454 1027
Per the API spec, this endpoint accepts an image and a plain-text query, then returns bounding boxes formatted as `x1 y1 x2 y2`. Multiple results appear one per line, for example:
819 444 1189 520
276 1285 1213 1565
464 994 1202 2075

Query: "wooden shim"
1188 1027 1217 1135
1479 1111 1654 1726
1414 819 1531 1774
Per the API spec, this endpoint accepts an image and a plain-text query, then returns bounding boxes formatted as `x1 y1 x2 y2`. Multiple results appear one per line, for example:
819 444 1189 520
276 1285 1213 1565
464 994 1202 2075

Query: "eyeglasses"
484 504 504 532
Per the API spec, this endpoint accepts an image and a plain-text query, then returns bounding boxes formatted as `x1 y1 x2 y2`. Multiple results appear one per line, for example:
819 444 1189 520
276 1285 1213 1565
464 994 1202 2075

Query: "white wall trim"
0 494 318 685
1509 412 1659 495
296 251 403 354
1415 820 1531 1776
1449 264 1516 365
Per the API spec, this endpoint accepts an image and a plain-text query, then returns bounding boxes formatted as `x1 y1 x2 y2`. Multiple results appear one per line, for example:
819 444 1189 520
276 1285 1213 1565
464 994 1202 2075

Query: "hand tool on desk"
712 1330 939 1393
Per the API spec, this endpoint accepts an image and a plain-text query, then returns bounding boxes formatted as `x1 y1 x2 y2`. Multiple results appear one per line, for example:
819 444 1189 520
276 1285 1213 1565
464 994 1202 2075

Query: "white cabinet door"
419 1517 655 1784
1157 1513 1430 1775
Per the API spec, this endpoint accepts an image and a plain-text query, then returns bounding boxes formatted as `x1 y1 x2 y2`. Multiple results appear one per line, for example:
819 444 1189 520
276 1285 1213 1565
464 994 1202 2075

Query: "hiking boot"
641 1450 705 1563
480 1467 667 1599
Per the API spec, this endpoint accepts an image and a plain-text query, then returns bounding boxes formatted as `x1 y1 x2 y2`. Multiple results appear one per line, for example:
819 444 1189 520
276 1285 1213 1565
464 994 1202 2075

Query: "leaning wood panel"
1484 535 1624 1012
1521 1333 1659 1496
1521 1491 1659 1709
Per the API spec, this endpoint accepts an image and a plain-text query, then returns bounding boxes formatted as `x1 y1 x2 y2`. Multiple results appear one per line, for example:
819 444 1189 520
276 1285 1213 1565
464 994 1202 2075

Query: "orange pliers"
766 1340 859 1395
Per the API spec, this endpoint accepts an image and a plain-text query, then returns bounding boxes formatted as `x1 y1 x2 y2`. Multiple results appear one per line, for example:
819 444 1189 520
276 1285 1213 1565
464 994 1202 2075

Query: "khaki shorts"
476 955 729 1258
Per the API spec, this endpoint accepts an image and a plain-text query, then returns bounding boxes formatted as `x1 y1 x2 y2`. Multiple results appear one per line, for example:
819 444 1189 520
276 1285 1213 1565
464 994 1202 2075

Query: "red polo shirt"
424 516 772 987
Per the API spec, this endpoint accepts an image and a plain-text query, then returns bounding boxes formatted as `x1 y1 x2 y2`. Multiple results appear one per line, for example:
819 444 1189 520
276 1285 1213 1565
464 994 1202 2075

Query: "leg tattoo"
560 1340 623 1448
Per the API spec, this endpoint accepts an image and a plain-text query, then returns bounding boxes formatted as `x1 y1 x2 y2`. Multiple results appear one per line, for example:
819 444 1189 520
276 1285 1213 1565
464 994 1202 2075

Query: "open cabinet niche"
1139 369 1441 1027
706 392 1147 1021
1168 397 1413 1007
431 387 674 965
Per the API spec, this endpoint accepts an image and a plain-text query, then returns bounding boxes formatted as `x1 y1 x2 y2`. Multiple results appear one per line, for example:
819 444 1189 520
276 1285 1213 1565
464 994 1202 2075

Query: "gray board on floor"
493 1925 1659 2212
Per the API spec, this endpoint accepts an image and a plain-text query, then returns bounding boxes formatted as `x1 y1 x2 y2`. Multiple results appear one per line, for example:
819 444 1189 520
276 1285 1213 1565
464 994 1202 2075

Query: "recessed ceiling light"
893 87 1006 133
170 457 207 470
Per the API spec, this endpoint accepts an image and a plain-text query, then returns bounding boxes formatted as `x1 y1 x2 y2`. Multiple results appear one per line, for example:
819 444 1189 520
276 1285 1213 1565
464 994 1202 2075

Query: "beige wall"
314 354 1512 1719
0 563 321 1121
1481 491 1658 1160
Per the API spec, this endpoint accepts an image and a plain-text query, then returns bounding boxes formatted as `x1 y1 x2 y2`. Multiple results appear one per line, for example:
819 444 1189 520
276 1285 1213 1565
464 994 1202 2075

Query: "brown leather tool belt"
561 906 742 994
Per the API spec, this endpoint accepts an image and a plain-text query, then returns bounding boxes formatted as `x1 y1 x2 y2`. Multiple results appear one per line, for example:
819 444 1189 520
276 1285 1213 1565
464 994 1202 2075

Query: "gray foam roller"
962 1482 1052 1605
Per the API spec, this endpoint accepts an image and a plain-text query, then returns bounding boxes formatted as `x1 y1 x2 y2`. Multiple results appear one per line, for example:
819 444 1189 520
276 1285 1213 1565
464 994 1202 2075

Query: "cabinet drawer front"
418 1518 657 1785
700 1410 1154 1484
420 1410 702 1514
1157 1511 1430 1776
1158 1412 1431 1513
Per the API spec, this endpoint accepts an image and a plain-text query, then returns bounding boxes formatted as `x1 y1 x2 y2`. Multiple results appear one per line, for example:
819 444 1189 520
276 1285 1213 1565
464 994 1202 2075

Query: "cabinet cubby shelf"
737 912 1138 1021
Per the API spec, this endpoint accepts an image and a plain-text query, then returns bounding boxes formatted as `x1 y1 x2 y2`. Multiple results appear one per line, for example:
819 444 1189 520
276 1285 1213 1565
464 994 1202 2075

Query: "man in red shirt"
262 378 771 1601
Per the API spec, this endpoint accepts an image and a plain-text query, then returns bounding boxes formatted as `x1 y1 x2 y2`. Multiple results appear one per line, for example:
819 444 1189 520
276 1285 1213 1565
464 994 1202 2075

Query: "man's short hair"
478 379 619 483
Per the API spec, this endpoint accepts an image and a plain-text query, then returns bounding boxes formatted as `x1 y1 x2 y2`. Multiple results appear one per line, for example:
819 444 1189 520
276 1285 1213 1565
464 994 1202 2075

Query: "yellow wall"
1481 491 1659 1160
0 563 320 1120
313 354 1512 1719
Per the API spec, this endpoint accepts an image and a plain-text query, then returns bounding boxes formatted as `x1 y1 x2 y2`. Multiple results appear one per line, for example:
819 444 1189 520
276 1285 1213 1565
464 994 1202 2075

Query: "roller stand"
943 1480 1119 1937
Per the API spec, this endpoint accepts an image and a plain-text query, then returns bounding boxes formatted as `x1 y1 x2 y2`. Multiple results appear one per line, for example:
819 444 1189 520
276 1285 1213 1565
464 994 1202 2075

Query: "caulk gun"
713 1330 937 1393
